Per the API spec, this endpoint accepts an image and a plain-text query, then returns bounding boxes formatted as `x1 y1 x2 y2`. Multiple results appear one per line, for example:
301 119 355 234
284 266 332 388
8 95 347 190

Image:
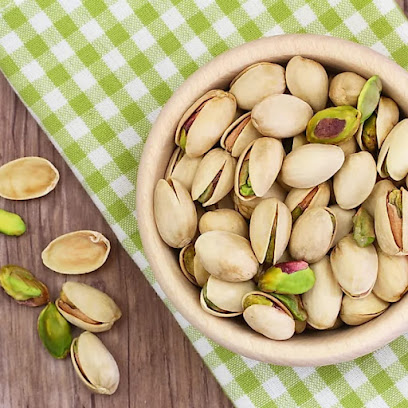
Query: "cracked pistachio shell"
0 208 26 236
250 198 292 264
252 94 313 138
42 230 111 274
0 157 59 200
340 293 389 326
338 136 358 157
221 112 262 158
302 256 342 330
376 97 399 148
329 205 356 248
362 179 395 217
175 90 237 158
71 332 119 395
330 234 378 298
191 148 236 207
200 275 256 317
242 291 295 340
286 56 329 112
56 282 121 333
333 151 377 210
289 207 336 264
199 208 248 238
195 231 258 282
179 244 210 287
235 137 284 200
329 72 366 107
165 147 202 193
357 75 382 122
229 62 286 110
281 144 345 189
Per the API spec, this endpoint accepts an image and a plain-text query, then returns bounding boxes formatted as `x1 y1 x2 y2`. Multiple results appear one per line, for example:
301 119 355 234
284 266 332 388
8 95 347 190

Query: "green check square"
158 32 181 55
99 73 122 96
188 12 211 35
55 15 77 37
392 46 408 69
69 93 93 115
130 230 142 249
151 82 172 105
92 122 115 144
350 0 371 10
214 346 235 363
65 142 86 165
26 35 48 58
319 9 342 31
108 200 129 222
288 382 313 405
0 56 19 77
42 113 63 133
3 7 27 29
20 84 41 105
107 23 130 47
268 0 291 23
179 61 199 79
86 171 109 193
316 366 342 385
121 102 144 125
341 393 364 408
77 44 100 66
216 0 240 14
36 0 54 9
371 17 393 38
114 151 137 174
48 64 70 86
135 3 159 25
239 21 262 41
209 41 229 56
129 53 152 75
236 370 260 394
83 0 107 17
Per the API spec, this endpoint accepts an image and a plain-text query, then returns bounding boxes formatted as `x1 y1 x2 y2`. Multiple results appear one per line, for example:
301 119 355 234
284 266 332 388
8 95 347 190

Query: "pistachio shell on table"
199 208 248 238
329 205 356 247
41 230 111 274
229 62 286 110
251 94 313 138
352 208 375 248
286 56 328 112
362 179 395 217
175 90 237 158
0 208 26 236
329 72 366 107
338 136 358 157
280 144 344 189
357 75 382 122
179 244 210 287
376 97 399 148
0 157 59 200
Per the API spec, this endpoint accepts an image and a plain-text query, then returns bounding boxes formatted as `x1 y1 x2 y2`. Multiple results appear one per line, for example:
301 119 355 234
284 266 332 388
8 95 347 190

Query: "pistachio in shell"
0 157 59 200
357 75 382 122
358 113 377 154
376 96 399 148
0 208 26 236
41 230 111 274
199 208 248 238
0 265 49 306
71 331 119 395
179 244 210 287
352 208 375 248
329 72 366 107
362 179 395 217
329 205 356 248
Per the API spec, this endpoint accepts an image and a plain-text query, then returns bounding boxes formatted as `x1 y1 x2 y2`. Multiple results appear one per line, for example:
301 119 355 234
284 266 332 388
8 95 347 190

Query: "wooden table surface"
1 4 407 407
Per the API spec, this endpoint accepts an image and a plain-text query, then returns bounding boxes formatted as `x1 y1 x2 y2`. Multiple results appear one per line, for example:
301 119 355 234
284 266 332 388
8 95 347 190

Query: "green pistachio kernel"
0 209 26 236
179 128 187 150
239 160 254 197
362 113 377 153
265 215 277 264
183 245 195 277
389 189 403 217
271 294 307 321
243 294 273 309
352 208 375 247
357 75 382 122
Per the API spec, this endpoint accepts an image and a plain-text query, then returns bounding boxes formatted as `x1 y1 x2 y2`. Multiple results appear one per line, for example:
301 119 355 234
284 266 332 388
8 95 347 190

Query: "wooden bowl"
136 34 408 366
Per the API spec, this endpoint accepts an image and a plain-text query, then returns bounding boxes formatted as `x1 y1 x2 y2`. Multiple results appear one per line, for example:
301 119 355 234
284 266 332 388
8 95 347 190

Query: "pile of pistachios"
154 56 408 341
0 157 120 394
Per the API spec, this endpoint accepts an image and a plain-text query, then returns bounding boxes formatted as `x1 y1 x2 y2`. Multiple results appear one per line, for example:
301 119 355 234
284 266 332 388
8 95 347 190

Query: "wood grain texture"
0 72 232 407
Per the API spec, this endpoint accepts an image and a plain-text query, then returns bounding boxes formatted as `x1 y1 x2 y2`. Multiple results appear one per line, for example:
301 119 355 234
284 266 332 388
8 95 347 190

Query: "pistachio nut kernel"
353 208 375 248
38 303 72 359
0 265 49 306
0 208 26 236
361 114 377 154
357 75 382 122
271 293 307 321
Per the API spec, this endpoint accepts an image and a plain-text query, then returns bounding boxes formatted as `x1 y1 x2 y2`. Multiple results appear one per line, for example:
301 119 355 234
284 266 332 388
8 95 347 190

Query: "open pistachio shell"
357 75 382 122
191 148 236 207
250 198 292 265
195 231 258 282
330 234 378 299
329 72 366 107
229 62 286 110
0 208 26 236
376 97 399 148
280 144 344 189
286 56 328 112
42 230 111 274
352 208 375 248
362 179 395 217
235 138 284 200
71 332 119 395
199 208 248 238
251 94 313 138
338 136 358 157
340 293 389 326
0 157 59 200
302 256 342 330
175 90 237 158
179 244 210 287
329 205 356 248
333 151 377 210
56 282 121 333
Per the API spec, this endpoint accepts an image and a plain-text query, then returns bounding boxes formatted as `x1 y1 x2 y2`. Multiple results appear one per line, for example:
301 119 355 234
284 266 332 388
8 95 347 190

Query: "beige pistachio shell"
250 198 292 264
71 332 119 395
377 97 399 148
292 134 308 150
295 320 307 334
338 136 358 157
42 230 111 274
276 249 293 264
333 151 377 210
56 282 121 333
0 157 59 200
175 90 237 158
284 182 331 213
302 256 342 330
199 208 248 238
200 289 240 318
329 205 356 247
154 179 197 248
221 112 262 158
329 72 366 107
362 179 395 217
251 94 313 138
195 231 258 282
229 62 286 110
330 234 378 299
191 148 236 207
179 244 198 286
340 293 389 326
281 144 345 189
289 207 336 263
286 56 328 112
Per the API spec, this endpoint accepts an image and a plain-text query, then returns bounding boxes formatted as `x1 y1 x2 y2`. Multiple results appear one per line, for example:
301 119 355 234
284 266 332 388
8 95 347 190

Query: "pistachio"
352 207 375 247
199 208 248 238
0 265 49 306
338 136 358 157
179 244 197 286
0 208 26 236
376 97 399 148
360 114 377 154
271 293 307 321
357 75 382 122
362 179 395 217
329 72 366 107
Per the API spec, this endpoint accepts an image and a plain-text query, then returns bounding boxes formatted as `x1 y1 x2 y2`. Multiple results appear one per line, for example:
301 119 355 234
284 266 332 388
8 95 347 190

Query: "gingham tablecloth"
1 1 408 407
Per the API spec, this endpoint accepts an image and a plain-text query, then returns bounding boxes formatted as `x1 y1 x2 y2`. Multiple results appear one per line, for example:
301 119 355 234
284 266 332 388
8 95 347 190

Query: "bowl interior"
137 34 408 366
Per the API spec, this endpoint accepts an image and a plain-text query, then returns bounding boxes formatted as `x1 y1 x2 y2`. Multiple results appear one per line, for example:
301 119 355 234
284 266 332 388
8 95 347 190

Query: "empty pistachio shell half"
329 72 366 107
330 234 378 299
280 144 344 189
329 205 356 248
71 331 119 395
175 90 237 158
56 282 121 333
229 62 286 110
179 244 210 287
195 231 258 282
251 94 313 138
199 208 248 238
0 157 59 200
42 230 111 274
362 179 395 217
38 303 72 359
0 264 49 306
376 97 399 148
352 208 375 247
357 75 382 122
0 208 26 236
340 292 389 326
191 148 236 207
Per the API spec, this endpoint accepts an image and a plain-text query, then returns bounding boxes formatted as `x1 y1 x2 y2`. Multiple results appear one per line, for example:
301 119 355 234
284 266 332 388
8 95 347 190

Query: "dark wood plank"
0 71 232 408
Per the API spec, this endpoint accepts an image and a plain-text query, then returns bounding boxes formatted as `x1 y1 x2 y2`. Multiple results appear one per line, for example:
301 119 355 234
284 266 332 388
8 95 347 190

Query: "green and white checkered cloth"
1 0 408 406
